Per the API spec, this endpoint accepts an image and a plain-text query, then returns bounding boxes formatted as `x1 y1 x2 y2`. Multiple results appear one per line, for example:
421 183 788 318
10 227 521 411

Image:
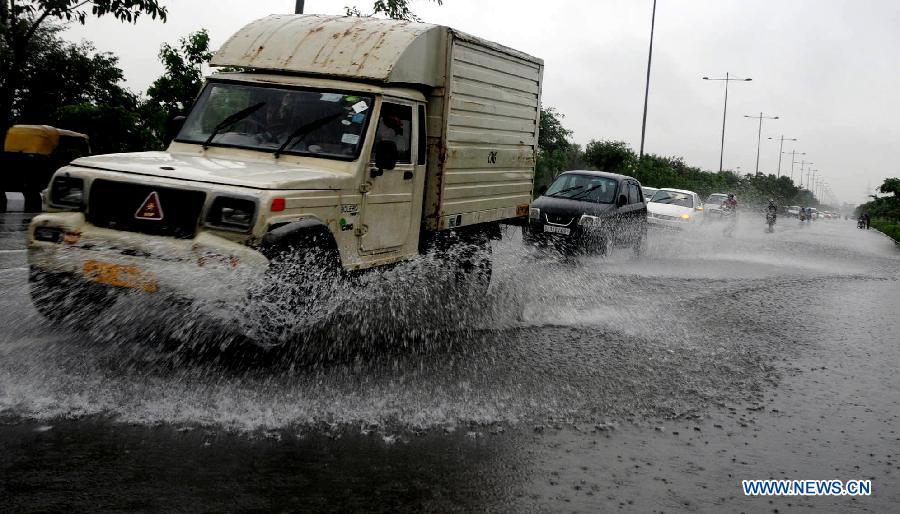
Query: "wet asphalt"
1 212 899 512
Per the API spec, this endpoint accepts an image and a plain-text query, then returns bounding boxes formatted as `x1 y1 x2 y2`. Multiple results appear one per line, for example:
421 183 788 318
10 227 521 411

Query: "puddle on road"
0 220 896 435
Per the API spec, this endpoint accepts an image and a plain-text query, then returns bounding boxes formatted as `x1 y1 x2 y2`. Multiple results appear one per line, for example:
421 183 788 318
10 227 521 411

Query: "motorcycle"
857 218 866 229
766 211 777 233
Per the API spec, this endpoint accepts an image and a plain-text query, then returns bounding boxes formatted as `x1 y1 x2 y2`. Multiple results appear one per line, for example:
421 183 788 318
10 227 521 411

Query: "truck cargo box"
212 14 543 231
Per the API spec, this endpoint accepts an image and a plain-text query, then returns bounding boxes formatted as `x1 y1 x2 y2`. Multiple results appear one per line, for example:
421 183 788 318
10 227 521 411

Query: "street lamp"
769 135 797 177
703 73 752 172
784 150 805 183
744 112 779 174
639 0 657 159
799 159 813 187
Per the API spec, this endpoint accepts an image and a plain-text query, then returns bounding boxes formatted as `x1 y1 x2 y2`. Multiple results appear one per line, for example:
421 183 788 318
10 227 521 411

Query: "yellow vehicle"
2 125 90 210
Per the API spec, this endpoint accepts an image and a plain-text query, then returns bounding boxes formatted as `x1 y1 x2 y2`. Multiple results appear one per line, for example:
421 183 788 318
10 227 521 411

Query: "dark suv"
525 170 648 254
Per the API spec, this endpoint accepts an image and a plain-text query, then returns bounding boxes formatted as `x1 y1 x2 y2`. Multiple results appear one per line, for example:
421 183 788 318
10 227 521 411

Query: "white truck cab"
27 15 543 332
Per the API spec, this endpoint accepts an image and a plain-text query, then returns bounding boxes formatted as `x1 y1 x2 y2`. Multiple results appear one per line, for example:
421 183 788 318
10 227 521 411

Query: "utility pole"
295 0 305 13
703 74 752 172
769 135 797 177
639 0 657 159
744 112 779 174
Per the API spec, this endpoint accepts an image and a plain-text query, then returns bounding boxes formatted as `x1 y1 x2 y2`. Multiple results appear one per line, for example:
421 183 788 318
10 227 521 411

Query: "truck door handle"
403 171 414 180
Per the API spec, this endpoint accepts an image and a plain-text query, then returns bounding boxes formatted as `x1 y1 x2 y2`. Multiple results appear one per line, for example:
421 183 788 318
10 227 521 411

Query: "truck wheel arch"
259 218 340 264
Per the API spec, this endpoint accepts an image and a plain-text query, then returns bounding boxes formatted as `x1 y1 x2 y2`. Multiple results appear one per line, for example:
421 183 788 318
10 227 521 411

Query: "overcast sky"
63 0 900 205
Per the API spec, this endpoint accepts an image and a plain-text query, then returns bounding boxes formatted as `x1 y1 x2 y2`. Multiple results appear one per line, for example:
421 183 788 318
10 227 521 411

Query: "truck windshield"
176 82 375 160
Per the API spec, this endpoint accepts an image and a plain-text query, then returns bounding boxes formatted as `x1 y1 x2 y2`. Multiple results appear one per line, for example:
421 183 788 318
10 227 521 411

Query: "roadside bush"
870 220 900 243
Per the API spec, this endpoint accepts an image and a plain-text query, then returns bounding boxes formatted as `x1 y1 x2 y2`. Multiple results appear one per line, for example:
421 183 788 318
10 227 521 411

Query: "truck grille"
87 179 206 239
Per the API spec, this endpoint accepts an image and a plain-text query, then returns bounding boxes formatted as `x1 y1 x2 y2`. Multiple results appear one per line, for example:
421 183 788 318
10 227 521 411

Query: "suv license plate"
543 225 571 235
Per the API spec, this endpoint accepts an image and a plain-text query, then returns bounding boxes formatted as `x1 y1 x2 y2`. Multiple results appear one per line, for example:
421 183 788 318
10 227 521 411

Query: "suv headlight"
579 214 601 227
529 207 540 221
205 196 257 232
50 176 84 209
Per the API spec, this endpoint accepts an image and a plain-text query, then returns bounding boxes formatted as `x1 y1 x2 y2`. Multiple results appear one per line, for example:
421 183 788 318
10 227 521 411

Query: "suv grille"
546 214 573 225
87 179 206 239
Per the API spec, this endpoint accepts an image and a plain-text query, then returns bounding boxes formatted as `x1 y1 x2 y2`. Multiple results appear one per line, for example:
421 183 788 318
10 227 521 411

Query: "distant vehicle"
2 125 90 211
641 186 658 201
703 193 730 218
787 205 801 217
809 208 819 220
647 188 704 228
525 170 648 255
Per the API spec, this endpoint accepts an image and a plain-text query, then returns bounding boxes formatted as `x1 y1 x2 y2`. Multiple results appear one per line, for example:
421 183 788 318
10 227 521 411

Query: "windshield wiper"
202 102 266 149
546 185 586 198
274 112 346 158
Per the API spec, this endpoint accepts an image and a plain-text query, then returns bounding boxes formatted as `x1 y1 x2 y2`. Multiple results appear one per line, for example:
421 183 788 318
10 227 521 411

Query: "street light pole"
295 0 304 13
785 150 805 183
703 74 752 172
744 112 779 174
769 135 797 177
638 0 657 159
799 159 813 187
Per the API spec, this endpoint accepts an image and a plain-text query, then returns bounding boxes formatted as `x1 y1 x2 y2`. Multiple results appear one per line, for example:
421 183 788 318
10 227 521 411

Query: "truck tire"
251 229 343 348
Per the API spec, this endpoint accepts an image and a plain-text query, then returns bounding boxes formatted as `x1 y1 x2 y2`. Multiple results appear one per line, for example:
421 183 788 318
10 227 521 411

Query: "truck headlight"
206 196 256 232
579 214 601 227
50 176 84 209
529 207 540 221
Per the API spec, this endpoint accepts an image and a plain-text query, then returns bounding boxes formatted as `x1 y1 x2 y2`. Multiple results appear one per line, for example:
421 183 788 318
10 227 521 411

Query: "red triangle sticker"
134 191 164 220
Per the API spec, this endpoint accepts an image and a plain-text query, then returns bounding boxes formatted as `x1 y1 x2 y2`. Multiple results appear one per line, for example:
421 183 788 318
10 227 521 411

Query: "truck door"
359 100 423 253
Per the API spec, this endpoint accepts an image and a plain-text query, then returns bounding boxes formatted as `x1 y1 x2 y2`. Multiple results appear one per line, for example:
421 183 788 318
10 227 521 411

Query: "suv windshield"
544 174 617 203
651 190 694 208
176 82 375 160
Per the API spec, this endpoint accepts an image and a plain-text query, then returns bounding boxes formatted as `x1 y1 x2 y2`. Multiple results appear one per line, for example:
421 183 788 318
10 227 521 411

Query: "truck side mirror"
164 116 186 146
616 194 628 208
538 185 548 196
373 140 398 172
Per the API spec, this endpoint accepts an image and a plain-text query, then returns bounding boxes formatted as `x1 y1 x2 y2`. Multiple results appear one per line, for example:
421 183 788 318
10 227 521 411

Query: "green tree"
583 140 636 174
345 0 443 20
146 29 211 119
878 177 900 197
0 0 167 135
535 107 574 193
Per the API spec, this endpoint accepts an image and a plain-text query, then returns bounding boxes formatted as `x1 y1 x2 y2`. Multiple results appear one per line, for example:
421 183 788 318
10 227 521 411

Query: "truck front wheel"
29 269 116 324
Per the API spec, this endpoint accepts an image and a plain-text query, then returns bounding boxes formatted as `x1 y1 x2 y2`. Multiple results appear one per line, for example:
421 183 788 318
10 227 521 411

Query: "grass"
870 219 900 243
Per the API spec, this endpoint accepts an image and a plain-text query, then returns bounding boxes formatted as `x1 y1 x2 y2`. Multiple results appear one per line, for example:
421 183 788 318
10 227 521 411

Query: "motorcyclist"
722 193 737 236
766 199 777 215
722 193 737 213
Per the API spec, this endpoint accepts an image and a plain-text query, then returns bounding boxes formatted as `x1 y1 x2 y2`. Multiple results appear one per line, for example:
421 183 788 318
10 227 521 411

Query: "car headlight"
680 213 691 220
529 207 540 221
579 214 601 227
50 176 84 209
206 196 257 232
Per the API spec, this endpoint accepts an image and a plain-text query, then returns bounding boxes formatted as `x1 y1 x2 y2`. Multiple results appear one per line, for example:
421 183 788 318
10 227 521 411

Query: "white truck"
27 14 543 336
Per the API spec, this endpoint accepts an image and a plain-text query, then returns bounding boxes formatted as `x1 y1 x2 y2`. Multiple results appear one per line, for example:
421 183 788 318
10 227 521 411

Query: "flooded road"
1 212 898 512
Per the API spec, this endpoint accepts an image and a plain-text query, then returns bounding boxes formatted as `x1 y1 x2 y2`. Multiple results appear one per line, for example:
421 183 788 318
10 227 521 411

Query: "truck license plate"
83 260 158 293
543 225 571 235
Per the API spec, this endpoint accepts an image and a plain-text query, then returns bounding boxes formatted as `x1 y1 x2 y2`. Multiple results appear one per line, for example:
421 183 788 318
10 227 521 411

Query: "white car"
787 205 801 217
642 186 659 202
647 188 704 228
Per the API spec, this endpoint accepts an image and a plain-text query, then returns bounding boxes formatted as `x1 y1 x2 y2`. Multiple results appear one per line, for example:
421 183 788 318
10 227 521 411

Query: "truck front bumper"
27 212 269 305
